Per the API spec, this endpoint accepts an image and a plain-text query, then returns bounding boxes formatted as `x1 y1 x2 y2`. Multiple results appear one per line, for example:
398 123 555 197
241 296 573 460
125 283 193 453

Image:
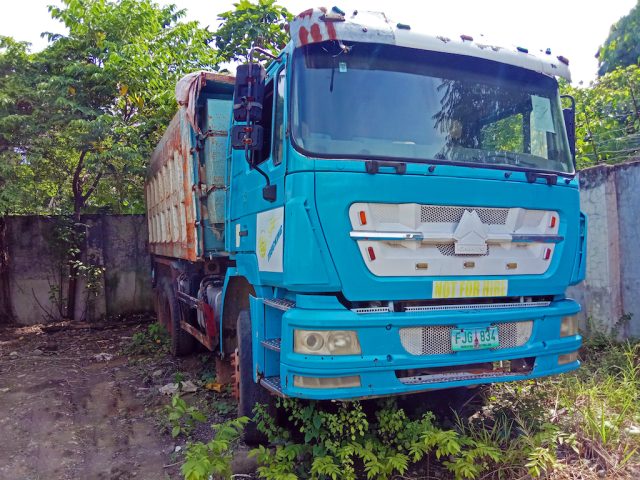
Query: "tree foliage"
215 0 292 64
0 0 218 216
561 65 640 168
0 0 224 319
598 1 640 76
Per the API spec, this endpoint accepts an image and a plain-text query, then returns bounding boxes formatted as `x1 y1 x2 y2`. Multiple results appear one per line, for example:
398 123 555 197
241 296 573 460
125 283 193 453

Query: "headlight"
558 352 579 364
560 315 578 337
294 330 361 355
293 375 361 389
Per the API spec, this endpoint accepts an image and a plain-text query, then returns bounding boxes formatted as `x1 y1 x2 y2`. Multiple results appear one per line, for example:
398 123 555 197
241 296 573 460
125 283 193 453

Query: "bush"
124 322 169 355
179 336 640 479
181 417 249 480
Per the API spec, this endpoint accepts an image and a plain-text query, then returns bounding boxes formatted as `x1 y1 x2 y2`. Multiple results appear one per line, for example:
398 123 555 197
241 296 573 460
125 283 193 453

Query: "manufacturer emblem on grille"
453 210 488 255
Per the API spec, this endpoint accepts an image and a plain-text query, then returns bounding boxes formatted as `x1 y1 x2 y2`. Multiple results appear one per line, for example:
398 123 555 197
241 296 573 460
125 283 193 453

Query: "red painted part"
296 8 314 19
325 21 338 40
544 248 552 260
310 23 323 43
199 300 219 342
298 26 309 45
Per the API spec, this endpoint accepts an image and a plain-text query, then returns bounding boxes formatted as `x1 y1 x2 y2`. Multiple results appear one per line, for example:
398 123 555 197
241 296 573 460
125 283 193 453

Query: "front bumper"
277 297 581 400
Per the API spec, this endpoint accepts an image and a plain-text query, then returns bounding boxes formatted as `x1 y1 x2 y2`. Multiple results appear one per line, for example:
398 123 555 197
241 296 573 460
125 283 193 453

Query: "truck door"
227 65 287 259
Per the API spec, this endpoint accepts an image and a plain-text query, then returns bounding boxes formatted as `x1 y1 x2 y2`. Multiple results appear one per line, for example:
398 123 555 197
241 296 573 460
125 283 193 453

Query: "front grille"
420 205 509 225
399 321 533 356
436 243 491 257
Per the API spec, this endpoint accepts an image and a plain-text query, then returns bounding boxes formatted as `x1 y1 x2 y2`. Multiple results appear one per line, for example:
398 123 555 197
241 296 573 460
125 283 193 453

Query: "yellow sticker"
432 280 508 299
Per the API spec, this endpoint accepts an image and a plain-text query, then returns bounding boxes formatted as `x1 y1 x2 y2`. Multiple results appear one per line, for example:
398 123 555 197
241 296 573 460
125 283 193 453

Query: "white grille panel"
349 202 560 278
399 321 533 356
420 205 509 225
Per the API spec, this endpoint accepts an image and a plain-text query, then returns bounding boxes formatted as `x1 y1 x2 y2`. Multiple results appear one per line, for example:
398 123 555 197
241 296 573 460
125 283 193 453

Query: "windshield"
291 42 574 175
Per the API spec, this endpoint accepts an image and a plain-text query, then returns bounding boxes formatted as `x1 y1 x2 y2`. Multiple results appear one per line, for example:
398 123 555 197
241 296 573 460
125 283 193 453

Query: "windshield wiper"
482 153 538 168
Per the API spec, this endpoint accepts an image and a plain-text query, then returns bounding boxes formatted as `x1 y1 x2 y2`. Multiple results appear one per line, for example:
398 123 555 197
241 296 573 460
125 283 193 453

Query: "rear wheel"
234 310 273 445
159 278 195 357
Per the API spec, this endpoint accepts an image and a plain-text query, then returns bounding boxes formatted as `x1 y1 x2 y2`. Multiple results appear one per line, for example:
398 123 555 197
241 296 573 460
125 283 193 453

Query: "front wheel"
235 310 273 444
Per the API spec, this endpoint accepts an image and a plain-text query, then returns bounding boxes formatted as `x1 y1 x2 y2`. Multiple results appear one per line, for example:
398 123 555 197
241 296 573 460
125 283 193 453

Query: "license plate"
451 326 499 351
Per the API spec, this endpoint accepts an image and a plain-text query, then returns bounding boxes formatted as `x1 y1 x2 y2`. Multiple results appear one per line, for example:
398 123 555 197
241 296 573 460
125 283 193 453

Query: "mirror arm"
560 94 577 164
243 56 276 202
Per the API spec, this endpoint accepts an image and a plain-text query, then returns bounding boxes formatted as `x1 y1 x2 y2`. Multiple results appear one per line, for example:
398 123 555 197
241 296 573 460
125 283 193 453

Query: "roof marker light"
397 23 411 30
367 246 376 261
545 48 552 55
358 210 367 225
517 46 529 53
332 6 345 15
460 34 473 42
557 55 569 65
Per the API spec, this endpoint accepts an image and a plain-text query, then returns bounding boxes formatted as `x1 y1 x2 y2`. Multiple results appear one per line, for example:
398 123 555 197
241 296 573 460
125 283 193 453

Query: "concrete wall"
1 162 639 333
0 215 152 325
569 160 640 338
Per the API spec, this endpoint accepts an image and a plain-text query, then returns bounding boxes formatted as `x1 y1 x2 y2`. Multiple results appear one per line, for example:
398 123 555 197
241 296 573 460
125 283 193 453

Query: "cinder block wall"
0 215 152 325
568 160 640 338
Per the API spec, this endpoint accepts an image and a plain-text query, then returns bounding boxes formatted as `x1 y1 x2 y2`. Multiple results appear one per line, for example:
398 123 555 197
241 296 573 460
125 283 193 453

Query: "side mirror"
560 95 576 163
233 63 266 122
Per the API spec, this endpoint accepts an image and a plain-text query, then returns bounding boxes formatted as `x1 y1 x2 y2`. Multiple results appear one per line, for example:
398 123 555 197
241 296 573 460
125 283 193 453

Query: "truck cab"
146 7 586 418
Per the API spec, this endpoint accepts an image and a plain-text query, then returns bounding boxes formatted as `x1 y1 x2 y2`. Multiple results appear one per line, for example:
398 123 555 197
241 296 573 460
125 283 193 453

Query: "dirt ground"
0 317 243 480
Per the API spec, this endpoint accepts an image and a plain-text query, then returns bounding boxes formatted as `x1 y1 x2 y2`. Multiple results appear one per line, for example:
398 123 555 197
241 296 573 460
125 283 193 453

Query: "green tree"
598 1 640 76
215 0 292 63
561 66 640 168
0 0 218 318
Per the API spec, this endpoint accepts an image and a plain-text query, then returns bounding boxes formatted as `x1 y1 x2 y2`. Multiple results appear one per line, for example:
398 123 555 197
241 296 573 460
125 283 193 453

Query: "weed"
212 400 235 416
165 394 206 438
250 398 504 480
125 323 169 356
174 371 186 385
181 416 249 480
198 354 217 383
178 334 640 479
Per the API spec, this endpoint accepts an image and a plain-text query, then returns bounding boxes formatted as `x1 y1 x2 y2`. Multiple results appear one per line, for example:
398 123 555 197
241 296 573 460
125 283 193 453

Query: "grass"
478 336 640 478
121 321 639 479
245 335 640 480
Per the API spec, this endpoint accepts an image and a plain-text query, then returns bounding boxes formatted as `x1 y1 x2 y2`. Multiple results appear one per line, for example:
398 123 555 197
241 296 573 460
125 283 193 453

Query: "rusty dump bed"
145 72 234 261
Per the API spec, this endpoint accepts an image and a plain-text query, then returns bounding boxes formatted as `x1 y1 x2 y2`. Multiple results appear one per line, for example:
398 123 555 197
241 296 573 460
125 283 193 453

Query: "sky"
0 0 636 85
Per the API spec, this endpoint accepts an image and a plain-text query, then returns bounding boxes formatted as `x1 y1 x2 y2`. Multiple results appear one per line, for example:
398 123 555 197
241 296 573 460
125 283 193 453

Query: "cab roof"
289 7 571 82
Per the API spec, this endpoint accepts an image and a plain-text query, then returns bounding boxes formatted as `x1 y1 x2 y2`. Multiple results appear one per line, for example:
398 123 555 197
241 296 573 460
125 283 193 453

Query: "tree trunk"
65 199 83 321
66 149 102 321
0 217 15 324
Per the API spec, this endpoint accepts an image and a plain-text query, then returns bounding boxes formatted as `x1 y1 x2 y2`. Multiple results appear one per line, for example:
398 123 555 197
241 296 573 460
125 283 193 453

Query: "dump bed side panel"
146 110 199 261
201 96 233 254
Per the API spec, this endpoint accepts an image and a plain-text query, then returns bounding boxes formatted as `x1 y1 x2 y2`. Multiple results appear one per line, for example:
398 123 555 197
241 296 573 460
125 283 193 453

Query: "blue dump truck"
146 7 586 432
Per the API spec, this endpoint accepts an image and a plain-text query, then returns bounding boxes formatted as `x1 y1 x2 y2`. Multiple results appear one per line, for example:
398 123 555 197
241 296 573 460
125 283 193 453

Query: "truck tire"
160 278 195 357
236 310 273 445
